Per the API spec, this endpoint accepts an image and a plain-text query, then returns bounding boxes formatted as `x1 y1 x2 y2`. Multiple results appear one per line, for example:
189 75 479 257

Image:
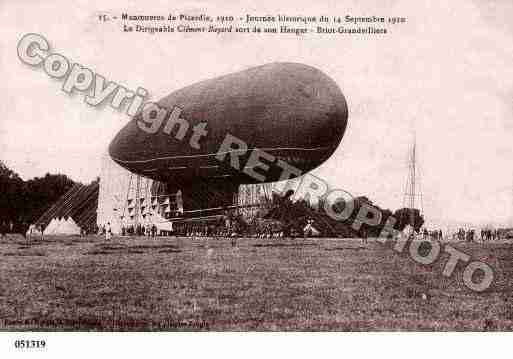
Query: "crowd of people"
97 216 320 241
422 228 443 241
111 218 243 239
118 223 159 237
453 228 502 242
479 229 500 241
5 216 511 244
406 227 511 243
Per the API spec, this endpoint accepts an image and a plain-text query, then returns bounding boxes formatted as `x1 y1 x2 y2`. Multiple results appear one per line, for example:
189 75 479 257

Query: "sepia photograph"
1 0 513 356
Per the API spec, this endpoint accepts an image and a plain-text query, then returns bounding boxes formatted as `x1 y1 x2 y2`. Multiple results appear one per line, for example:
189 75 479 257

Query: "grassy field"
0 235 512 331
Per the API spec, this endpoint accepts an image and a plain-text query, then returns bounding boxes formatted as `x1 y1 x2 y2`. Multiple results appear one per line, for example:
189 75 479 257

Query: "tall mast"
410 139 416 210
403 134 423 228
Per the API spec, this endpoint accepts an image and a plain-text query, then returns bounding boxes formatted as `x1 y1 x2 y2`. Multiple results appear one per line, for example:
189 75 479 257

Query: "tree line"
0 161 76 234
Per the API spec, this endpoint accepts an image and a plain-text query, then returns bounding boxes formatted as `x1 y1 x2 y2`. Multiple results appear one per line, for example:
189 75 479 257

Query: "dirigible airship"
109 62 348 213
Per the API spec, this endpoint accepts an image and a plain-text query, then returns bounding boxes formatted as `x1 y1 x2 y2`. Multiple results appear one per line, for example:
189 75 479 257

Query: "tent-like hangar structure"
42 217 81 236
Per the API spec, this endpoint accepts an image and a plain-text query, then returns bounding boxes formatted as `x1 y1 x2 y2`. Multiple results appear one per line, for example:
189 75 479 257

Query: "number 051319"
14 340 46 349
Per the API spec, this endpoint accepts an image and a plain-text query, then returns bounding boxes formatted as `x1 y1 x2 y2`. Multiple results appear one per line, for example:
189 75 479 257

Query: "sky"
1 0 512 227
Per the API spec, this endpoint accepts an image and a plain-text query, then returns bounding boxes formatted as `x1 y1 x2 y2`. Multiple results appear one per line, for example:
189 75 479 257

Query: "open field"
0 235 512 331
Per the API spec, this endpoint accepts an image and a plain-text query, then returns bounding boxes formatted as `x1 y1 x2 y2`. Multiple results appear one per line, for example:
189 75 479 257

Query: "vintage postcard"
1 0 512 356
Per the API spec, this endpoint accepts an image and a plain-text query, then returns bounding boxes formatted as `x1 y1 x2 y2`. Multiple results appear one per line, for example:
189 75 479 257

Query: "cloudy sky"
1 0 512 227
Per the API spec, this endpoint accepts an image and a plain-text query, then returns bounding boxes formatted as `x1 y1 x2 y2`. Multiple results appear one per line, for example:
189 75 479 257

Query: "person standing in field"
361 228 368 245
105 222 112 241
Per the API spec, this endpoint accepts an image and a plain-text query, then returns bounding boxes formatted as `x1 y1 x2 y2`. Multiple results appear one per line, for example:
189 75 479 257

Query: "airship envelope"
109 62 348 211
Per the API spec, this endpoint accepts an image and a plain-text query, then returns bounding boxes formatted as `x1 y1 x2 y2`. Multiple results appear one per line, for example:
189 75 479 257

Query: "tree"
0 161 24 226
0 161 76 233
22 173 76 224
